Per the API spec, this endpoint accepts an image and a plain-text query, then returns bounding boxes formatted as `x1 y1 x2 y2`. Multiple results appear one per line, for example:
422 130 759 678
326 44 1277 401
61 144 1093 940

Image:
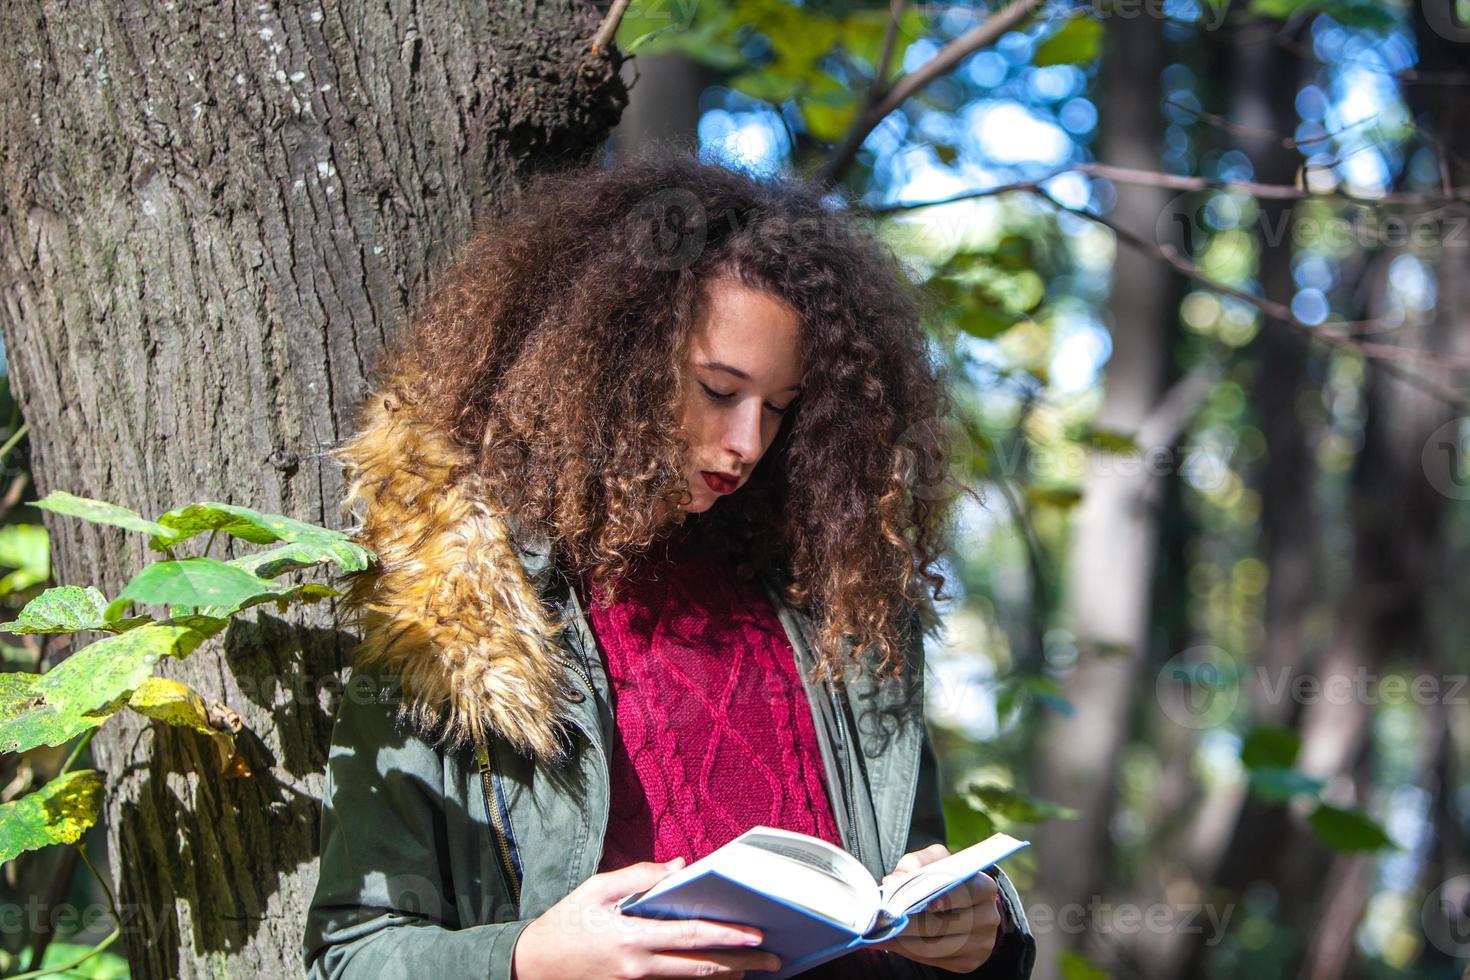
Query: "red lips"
701 471 739 493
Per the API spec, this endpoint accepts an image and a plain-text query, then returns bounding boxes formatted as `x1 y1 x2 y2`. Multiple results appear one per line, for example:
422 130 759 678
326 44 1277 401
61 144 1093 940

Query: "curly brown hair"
366 144 964 683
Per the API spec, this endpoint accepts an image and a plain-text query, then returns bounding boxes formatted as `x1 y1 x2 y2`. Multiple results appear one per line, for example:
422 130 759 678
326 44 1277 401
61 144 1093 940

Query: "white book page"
619 826 881 932
878 833 1029 918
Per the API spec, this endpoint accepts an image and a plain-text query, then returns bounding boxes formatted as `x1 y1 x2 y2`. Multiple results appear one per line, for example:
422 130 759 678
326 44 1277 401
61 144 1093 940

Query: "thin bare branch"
871 0 906 101
1025 187 1470 407
588 0 632 58
868 161 1470 211
819 0 1053 186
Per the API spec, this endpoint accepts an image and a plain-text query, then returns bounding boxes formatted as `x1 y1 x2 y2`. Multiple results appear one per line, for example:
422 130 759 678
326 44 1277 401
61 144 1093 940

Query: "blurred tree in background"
613 1 1470 977
2 0 1469 977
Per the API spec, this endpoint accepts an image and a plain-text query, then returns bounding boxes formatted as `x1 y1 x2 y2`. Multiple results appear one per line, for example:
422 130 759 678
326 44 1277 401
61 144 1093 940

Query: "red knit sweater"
576 520 897 978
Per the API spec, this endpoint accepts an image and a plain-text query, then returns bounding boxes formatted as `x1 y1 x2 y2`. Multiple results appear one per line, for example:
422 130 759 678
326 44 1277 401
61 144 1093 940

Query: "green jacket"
301 378 1037 980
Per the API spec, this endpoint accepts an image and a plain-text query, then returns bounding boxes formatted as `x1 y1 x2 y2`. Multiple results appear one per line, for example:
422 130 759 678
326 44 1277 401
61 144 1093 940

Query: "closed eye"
700 382 791 416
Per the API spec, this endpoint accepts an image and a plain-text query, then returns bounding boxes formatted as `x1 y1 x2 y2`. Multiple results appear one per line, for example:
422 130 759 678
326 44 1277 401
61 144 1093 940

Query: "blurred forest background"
2 0 1468 978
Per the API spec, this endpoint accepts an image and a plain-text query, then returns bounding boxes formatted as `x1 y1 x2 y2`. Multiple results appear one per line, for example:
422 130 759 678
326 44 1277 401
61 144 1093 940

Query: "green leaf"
1035 17 1102 67
1241 724 1302 769
1023 676 1074 716
0 622 216 754
944 790 996 846
228 539 374 578
0 524 49 595
1249 0 1314 14
0 770 104 863
996 676 1075 720
1058 950 1111 980
967 783 1078 824
730 70 804 104
842 7 922 85
1077 427 1141 455
1026 486 1083 510
34 491 173 538
216 581 340 618
1247 766 1325 802
151 502 373 572
0 586 109 634
119 558 280 611
800 75 861 143
20 941 130 979
1307 803 1395 853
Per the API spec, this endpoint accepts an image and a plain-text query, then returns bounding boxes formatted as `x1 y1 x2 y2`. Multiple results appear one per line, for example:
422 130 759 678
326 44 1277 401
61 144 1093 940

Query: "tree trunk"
0 3 626 976
1029 9 1181 976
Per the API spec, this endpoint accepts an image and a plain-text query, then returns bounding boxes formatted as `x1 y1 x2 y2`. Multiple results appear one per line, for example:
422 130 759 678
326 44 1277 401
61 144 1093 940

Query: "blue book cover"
615 826 1029 979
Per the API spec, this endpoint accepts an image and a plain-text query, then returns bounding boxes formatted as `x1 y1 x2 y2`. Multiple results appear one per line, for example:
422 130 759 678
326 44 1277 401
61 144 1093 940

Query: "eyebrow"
702 360 803 392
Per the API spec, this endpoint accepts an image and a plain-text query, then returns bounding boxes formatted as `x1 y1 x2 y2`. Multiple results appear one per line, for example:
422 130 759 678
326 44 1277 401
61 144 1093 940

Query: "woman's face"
667 277 804 520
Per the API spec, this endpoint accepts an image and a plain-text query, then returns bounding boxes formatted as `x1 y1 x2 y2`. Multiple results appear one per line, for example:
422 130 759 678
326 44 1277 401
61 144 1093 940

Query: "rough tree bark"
0 3 626 976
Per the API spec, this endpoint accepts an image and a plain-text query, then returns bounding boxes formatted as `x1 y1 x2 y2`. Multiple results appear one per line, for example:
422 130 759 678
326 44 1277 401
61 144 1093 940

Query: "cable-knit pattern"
579 521 897 978
582 522 842 868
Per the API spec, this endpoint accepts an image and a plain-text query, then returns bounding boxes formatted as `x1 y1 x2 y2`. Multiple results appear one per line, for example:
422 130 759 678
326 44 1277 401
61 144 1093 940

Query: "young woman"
302 149 1036 980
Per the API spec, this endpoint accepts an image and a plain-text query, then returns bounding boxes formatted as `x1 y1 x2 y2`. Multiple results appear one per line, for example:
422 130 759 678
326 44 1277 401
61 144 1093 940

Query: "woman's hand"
872 843 1003 974
511 857 783 979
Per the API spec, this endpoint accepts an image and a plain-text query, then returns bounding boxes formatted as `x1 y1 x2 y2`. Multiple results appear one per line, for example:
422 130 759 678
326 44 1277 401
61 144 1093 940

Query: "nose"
721 401 763 466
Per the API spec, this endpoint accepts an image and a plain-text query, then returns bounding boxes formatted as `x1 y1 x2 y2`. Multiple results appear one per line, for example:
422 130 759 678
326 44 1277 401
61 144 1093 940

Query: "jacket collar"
334 372 937 771
334 375 580 764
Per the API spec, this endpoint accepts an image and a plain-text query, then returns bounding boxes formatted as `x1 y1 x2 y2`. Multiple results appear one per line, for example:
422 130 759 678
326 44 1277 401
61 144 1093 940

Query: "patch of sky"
996 29 1036 65
1049 313 1112 393
1388 254 1435 313
1296 83 1329 122
1214 149 1255 182
962 100 1072 167
1024 64 1084 103
1292 253 1336 292
1291 288 1330 325
1058 97 1098 136
964 49 1009 90
902 38 940 74
697 91 791 175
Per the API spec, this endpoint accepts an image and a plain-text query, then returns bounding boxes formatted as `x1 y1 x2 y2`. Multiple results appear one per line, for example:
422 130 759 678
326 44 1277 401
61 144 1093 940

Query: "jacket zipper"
561 649 595 693
475 743 522 908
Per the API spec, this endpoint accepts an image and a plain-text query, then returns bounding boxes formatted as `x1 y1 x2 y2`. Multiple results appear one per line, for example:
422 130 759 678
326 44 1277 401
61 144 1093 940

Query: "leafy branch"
0 492 374 865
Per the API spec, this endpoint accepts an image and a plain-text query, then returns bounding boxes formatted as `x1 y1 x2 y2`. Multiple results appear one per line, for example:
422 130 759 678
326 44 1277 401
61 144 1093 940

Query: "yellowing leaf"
128 677 239 773
0 770 104 863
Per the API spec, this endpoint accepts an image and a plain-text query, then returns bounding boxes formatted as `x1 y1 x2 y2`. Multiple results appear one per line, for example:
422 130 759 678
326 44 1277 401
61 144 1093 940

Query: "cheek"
677 404 712 462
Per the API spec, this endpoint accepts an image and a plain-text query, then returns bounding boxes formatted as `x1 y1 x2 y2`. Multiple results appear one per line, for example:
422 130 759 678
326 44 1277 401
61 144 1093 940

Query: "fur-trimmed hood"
332 372 578 765
333 370 944 768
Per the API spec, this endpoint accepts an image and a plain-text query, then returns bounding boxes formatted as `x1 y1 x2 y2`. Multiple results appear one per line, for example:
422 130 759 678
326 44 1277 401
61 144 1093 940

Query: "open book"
614 826 1029 979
